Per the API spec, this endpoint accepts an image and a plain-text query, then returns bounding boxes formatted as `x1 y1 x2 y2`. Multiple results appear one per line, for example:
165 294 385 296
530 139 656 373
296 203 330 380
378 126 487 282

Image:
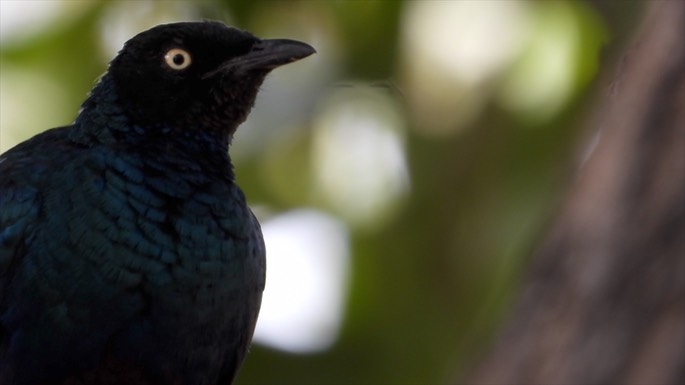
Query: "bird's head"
83 21 314 145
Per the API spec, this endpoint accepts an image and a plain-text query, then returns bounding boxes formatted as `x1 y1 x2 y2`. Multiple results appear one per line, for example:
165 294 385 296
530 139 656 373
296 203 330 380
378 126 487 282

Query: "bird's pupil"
173 54 184 65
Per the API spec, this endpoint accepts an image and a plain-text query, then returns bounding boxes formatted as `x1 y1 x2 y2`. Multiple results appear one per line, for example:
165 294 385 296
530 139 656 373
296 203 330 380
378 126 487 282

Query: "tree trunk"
467 2 685 384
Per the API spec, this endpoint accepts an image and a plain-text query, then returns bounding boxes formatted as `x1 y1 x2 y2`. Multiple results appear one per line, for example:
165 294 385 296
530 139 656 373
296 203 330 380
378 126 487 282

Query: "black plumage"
0 21 314 385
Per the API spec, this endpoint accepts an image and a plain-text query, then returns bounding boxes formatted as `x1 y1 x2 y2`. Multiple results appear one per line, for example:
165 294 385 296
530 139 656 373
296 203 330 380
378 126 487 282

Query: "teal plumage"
0 21 314 385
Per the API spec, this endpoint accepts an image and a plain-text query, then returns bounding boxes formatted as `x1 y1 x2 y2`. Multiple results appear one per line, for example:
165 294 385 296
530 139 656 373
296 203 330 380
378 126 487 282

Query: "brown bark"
467 2 685 384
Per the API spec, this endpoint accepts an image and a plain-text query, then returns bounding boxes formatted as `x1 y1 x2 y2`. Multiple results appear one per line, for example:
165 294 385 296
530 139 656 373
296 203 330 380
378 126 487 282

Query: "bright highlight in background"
253 209 350 353
0 0 84 44
312 86 410 230
401 0 605 133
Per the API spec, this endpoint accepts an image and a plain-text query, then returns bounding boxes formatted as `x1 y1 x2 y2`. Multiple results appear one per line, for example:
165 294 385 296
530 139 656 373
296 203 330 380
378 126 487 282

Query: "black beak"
244 38 316 70
205 38 315 79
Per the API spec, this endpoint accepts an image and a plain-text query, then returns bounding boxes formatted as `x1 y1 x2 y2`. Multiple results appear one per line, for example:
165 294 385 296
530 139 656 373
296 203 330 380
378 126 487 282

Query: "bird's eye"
164 48 192 70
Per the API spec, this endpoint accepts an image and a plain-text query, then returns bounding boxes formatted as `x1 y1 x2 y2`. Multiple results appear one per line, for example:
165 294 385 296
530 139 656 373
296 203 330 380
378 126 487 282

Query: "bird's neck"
70 75 125 145
71 74 232 163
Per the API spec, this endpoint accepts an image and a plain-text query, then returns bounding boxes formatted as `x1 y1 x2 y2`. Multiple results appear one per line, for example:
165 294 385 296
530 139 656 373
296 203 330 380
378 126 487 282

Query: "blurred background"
0 1 647 384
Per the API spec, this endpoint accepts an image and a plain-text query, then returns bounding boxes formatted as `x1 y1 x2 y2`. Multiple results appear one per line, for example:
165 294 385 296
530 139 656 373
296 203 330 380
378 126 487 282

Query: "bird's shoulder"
0 126 79 276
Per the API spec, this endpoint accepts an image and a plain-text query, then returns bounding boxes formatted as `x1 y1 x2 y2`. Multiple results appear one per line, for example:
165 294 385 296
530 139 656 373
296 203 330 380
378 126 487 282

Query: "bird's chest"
23 151 265 379
59 152 262 295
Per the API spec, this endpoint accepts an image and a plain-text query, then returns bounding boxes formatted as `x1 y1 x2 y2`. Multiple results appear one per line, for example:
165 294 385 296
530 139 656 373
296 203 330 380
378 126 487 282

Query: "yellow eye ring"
164 48 192 70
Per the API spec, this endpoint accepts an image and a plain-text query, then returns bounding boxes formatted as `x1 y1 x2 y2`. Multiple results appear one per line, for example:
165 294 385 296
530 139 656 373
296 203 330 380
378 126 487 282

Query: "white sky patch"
400 0 532 136
403 0 531 87
1 1 59 43
312 87 410 229
254 209 350 353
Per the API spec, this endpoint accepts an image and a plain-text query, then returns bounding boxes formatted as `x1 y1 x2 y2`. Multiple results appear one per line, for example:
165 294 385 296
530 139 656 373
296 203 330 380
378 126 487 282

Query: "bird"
0 20 315 385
